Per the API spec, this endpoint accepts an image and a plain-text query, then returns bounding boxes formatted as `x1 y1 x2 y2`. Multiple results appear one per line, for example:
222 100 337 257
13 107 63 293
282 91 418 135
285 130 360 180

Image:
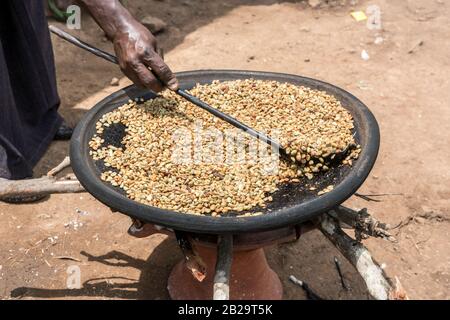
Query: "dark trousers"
0 0 61 179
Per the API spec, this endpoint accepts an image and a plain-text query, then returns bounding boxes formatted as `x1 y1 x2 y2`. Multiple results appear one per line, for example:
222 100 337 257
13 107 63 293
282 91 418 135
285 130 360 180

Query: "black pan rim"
70 69 380 234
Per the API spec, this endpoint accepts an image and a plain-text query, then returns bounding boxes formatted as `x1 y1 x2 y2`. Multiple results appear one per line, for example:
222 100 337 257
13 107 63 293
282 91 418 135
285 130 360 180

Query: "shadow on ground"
10 238 181 299
10 230 370 300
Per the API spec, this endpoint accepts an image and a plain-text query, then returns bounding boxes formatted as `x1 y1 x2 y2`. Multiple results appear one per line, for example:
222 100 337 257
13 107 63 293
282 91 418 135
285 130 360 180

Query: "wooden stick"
0 156 86 200
328 206 396 242
333 257 349 291
175 231 207 282
289 275 323 300
319 214 407 300
213 234 233 300
47 156 71 176
0 176 84 199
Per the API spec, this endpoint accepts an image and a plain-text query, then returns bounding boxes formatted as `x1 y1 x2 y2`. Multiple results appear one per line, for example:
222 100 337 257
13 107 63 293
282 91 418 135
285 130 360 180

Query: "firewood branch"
0 157 85 200
213 234 233 300
328 206 396 242
175 231 207 282
319 214 408 300
0 176 84 200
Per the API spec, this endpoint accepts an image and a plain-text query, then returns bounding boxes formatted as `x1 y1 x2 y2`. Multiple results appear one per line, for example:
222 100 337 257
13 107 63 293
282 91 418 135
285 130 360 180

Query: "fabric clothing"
0 0 61 179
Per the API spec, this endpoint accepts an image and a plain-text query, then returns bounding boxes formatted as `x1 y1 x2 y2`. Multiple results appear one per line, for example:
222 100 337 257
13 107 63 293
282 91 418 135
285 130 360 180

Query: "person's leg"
0 41 34 180
0 0 68 202
34 0 74 141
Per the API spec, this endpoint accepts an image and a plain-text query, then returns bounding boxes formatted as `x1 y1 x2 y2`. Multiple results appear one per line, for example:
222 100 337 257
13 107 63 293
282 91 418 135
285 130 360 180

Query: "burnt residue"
223 159 353 217
94 122 127 197
102 122 127 149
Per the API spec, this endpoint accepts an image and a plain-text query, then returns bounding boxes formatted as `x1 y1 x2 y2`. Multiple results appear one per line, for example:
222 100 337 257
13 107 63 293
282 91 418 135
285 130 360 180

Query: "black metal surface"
70 70 380 234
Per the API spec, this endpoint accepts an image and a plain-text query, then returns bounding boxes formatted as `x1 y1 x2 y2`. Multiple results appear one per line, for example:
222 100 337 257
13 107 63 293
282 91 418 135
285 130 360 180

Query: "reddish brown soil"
1 0 449 299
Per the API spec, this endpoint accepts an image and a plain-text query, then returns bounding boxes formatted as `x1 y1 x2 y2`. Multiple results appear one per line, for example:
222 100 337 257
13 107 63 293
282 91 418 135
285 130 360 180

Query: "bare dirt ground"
1 0 449 300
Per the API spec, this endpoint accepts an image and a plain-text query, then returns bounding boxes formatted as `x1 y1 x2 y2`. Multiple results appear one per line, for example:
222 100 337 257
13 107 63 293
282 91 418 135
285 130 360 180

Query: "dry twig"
355 192 403 202
319 214 408 300
289 275 323 300
391 212 449 231
328 206 396 242
54 256 82 262
333 257 349 291
47 157 71 176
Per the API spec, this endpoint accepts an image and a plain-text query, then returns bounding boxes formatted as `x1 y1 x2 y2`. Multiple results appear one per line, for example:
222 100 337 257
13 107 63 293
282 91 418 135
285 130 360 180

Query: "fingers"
142 50 179 91
113 31 178 92
126 60 164 92
134 62 165 92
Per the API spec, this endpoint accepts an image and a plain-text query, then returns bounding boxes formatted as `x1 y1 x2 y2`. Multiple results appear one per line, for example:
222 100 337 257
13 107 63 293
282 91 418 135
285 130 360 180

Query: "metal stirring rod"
48 25 284 153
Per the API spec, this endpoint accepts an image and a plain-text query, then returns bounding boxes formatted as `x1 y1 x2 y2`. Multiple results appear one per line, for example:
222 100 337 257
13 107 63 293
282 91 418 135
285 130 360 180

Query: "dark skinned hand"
79 0 178 92
113 21 178 92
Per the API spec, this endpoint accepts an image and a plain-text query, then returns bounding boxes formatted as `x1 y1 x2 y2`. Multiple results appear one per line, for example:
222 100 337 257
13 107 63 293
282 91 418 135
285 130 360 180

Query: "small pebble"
110 77 120 86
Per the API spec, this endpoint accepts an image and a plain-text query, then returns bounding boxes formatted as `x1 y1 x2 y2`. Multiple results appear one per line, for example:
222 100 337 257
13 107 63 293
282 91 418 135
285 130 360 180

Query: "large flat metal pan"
70 70 380 234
